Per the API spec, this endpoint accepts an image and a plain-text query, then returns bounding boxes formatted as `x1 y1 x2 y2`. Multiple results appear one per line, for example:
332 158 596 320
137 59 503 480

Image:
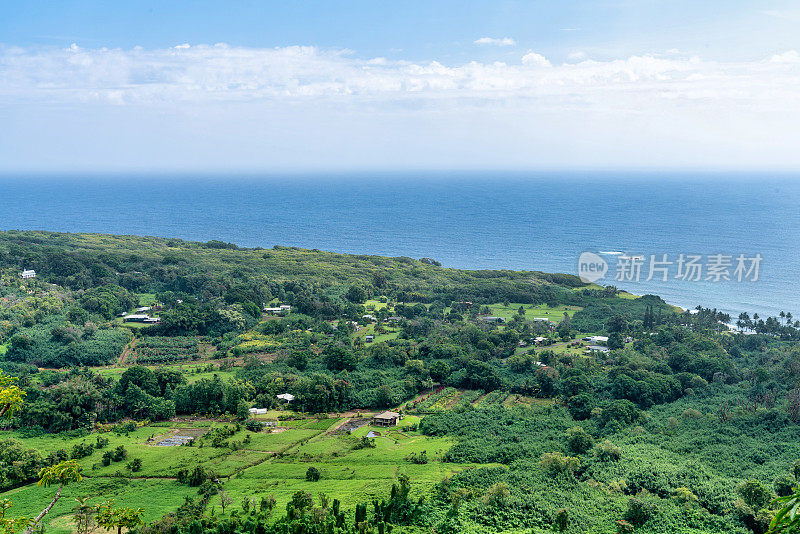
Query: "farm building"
587 345 610 353
20 269 36 279
249 407 268 415
373 411 400 427
481 316 505 323
276 393 295 404
123 314 151 322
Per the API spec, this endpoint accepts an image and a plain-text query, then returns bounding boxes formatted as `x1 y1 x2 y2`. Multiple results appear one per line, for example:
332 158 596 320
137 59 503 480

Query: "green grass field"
485 303 582 322
1 413 485 533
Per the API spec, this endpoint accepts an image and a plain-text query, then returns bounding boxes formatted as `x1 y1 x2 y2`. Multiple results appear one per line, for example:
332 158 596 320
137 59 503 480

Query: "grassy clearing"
136 293 158 306
484 303 582 323
364 299 390 311
0 343 6 355
2 413 486 532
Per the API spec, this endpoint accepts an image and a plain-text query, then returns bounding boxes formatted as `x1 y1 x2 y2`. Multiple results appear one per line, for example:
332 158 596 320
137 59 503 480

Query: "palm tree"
22 461 83 534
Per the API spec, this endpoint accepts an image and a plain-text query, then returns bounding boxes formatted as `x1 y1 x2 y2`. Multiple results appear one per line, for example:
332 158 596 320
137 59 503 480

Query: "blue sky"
2 1 800 172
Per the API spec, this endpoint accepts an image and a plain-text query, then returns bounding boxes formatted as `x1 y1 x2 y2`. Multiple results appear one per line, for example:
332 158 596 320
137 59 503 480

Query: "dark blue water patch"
0 171 798 318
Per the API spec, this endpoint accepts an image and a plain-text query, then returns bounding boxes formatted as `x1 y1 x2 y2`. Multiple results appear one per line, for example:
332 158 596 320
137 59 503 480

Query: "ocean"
1 172 798 318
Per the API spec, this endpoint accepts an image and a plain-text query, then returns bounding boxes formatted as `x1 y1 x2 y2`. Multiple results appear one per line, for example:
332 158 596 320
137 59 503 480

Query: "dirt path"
118 337 136 365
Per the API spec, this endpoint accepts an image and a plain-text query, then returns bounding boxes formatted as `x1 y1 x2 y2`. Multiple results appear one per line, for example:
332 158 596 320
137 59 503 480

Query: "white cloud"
3 44 800 170
474 37 516 46
769 50 800 63
521 51 552 67
0 44 798 114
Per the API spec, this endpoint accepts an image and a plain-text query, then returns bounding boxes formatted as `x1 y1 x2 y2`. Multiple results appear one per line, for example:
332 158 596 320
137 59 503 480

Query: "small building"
263 307 283 314
144 317 161 323
362 314 377 322
373 411 400 427
276 393 295 404
587 345 610 353
249 407 268 415
279 305 292 312
20 270 36 279
481 316 505 323
136 306 152 312
364 335 375 343
123 314 151 322
534 336 547 344
386 316 402 323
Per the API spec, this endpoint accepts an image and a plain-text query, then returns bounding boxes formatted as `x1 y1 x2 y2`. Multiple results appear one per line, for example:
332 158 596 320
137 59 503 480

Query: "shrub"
674 487 699 506
738 479 772 510
681 408 703 419
244 419 263 432
624 497 657 526
539 452 580 476
112 445 127 462
615 519 634 534
565 427 594 454
482 482 510 506
774 475 795 497
566 393 595 420
593 439 622 461
305 466 320 482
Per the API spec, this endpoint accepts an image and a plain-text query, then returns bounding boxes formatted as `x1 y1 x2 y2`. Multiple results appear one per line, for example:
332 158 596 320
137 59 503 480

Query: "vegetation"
0 231 798 533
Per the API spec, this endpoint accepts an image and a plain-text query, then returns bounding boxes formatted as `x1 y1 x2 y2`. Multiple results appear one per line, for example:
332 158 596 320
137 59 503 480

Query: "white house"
276 393 295 403
249 407 268 415
20 270 36 279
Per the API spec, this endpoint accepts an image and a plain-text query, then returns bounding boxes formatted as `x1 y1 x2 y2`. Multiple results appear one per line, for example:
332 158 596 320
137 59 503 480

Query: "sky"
2 1 800 173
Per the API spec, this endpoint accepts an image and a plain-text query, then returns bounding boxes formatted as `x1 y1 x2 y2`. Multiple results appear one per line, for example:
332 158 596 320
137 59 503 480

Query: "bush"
615 519 634 534
738 479 772 510
566 393 595 420
681 408 703 419
593 439 622 462
624 497 657 526
245 419 264 432
539 452 580 476
565 427 594 454
305 466 320 482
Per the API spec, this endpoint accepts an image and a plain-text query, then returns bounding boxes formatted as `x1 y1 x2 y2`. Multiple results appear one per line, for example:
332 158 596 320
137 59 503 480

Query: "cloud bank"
2 43 800 171
1 43 798 110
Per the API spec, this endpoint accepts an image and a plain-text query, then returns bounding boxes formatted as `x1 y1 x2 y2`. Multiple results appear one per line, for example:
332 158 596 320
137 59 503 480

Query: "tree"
94 501 144 534
565 427 594 454
553 508 569 532
218 490 233 514
72 497 96 534
607 332 624 350
0 371 25 420
23 460 83 534
306 466 321 482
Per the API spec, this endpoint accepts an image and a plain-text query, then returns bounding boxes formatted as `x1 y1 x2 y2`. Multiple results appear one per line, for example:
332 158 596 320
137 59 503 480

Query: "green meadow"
1 414 485 533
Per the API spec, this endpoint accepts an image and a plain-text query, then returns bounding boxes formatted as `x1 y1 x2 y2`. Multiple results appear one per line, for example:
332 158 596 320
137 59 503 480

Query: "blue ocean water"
0 172 798 318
